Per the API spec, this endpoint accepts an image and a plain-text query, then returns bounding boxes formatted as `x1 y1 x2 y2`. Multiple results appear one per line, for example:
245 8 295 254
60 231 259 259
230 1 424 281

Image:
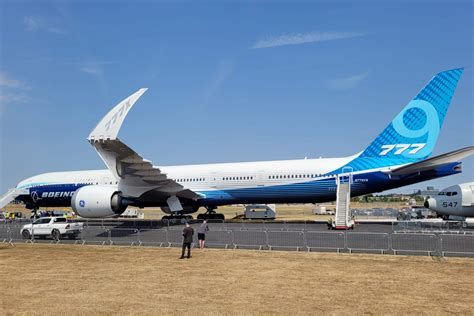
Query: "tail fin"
358 68 464 167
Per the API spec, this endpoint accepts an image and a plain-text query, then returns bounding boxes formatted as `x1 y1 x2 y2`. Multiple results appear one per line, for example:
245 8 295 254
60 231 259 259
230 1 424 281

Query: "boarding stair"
0 188 25 209
333 167 354 229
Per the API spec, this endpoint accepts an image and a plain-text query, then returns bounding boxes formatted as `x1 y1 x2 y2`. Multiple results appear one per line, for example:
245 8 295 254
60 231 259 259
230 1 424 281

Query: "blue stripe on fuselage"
16 183 88 207
198 163 461 206
14 163 461 208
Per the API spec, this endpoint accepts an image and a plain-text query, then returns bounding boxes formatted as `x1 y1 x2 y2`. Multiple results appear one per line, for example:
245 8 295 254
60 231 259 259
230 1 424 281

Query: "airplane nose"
425 198 436 210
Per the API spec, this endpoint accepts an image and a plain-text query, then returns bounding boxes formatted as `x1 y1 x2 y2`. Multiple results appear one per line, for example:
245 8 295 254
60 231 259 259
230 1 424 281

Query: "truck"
21 217 84 240
244 204 276 220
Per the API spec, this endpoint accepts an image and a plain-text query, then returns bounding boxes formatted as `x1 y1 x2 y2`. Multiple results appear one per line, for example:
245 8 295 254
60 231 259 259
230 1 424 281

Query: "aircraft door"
256 170 266 187
461 185 473 206
340 166 354 184
101 177 112 185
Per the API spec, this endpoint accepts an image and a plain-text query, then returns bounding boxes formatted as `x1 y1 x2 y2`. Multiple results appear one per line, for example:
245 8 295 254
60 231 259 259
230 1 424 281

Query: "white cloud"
23 16 67 34
48 27 68 34
23 16 42 31
251 31 365 49
0 72 29 108
80 66 103 75
0 72 22 88
0 92 27 103
326 71 369 90
79 61 117 76
199 60 234 109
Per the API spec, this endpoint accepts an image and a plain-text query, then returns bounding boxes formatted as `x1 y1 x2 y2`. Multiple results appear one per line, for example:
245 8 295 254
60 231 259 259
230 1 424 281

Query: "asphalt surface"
2 219 474 257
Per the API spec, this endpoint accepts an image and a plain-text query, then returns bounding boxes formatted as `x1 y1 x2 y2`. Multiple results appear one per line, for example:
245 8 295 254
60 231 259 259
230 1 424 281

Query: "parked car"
21 217 84 240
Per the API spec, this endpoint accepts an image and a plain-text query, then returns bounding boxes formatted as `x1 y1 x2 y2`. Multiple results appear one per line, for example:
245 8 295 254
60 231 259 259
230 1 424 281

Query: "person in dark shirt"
180 223 194 259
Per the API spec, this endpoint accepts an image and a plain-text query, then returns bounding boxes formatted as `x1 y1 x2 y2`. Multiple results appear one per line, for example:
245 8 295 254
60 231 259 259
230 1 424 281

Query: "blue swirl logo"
391 100 439 158
79 200 86 207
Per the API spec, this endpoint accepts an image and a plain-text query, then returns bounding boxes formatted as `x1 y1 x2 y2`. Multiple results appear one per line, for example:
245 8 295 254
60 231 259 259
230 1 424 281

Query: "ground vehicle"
244 204 276 220
21 217 83 240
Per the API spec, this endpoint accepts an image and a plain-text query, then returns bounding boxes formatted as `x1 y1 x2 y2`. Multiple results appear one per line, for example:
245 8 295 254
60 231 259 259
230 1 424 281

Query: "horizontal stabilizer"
388 146 474 175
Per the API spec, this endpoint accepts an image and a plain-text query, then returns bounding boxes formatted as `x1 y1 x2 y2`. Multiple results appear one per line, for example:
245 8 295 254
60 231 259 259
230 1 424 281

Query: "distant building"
416 186 439 198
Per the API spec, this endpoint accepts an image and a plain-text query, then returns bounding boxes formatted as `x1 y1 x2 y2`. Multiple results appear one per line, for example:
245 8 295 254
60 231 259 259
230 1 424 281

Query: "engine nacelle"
71 185 126 218
160 206 198 215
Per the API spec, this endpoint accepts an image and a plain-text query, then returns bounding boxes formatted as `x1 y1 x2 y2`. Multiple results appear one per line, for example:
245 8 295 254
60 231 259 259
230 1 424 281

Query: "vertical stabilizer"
352 68 463 170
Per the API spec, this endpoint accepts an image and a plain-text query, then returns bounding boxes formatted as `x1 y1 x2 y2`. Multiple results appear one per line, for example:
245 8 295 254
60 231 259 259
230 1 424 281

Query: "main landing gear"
197 207 225 220
162 213 194 221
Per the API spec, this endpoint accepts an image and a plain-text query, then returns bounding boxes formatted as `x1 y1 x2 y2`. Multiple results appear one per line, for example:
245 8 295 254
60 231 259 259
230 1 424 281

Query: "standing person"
327 217 333 230
197 220 209 249
180 223 194 259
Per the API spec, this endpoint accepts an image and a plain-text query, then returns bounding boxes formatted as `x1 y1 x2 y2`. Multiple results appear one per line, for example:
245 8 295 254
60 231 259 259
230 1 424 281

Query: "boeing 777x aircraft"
1 68 473 219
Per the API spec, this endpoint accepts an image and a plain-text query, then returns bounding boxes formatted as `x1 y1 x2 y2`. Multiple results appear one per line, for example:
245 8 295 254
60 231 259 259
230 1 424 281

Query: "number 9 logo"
391 100 439 158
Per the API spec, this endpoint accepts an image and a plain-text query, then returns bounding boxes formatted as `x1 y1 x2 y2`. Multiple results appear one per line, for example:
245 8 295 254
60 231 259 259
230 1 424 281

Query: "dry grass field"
1 244 473 315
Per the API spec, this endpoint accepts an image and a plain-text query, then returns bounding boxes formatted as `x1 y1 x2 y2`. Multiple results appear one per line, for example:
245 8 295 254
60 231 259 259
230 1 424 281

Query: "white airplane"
425 182 474 218
0 68 473 219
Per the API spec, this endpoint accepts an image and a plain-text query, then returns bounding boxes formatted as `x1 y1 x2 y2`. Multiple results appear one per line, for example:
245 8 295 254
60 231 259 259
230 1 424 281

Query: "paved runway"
2 219 474 257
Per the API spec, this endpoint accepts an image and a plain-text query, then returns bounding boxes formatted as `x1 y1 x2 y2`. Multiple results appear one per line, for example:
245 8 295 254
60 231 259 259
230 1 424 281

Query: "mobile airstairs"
0 188 25 209
333 167 355 230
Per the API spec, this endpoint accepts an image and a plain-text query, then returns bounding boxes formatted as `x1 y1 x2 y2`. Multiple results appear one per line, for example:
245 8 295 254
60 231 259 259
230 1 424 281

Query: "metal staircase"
0 188 24 209
334 167 354 229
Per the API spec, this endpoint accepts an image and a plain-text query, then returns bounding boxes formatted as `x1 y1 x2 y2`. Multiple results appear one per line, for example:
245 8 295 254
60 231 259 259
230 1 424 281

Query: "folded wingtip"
88 88 148 142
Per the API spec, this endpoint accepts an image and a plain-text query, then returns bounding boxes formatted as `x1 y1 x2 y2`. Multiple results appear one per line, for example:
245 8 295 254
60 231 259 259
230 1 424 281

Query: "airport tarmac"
3 219 474 257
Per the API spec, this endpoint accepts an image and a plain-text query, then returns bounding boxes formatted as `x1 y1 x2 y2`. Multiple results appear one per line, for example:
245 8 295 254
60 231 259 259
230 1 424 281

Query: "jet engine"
71 185 127 218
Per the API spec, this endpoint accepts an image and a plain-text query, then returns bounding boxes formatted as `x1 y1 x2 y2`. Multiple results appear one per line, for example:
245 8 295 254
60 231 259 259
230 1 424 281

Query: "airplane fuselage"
16 157 461 210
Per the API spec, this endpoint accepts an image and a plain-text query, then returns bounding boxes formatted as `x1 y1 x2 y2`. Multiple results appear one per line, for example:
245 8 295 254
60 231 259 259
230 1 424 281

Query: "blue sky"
0 0 472 194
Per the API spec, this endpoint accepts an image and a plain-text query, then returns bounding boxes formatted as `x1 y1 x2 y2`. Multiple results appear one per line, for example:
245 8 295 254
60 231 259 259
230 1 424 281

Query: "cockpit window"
439 191 457 196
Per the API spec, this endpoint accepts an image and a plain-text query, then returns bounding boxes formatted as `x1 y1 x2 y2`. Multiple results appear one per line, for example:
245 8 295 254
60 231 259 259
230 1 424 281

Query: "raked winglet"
88 88 148 142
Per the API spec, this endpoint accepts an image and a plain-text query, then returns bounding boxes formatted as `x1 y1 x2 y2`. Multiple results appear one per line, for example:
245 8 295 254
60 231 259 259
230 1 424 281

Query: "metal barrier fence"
392 220 472 234
1 222 473 257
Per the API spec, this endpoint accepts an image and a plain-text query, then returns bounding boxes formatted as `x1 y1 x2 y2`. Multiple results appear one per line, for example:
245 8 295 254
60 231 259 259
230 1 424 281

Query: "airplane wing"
387 146 474 176
88 89 202 204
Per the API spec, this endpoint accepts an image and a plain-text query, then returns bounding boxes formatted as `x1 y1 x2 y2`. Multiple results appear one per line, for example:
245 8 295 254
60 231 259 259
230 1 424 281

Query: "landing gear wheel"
162 215 194 221
198 211 225 220
22 230 31 240
51 229 61 241
214 213 225 220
